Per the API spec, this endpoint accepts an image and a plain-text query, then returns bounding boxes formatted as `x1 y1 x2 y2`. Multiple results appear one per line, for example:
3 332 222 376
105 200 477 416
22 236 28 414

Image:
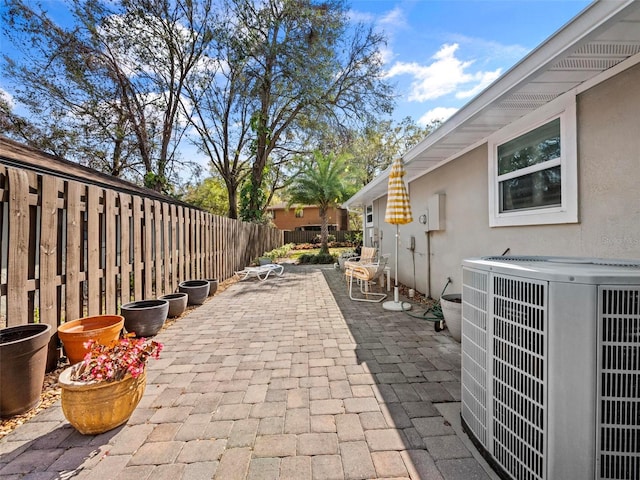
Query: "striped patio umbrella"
383 158 413 311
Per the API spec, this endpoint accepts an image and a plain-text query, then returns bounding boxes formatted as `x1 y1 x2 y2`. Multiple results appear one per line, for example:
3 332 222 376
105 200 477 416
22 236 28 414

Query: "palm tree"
287 151 350 255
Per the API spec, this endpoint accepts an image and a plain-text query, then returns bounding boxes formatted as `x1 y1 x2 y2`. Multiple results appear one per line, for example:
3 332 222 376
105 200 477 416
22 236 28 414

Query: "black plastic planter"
178 280 210 305
0 323 52 418
121 299 169 337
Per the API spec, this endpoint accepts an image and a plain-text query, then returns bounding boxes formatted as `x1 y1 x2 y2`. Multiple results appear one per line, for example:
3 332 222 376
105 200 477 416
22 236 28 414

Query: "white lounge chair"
235 263 284 281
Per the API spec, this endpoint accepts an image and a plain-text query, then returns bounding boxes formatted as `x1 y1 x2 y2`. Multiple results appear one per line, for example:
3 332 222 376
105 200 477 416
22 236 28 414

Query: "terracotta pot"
121 299 169 337
158 293 188 318
178 280 210 305
57 315 124 365
59 366 146 435
440 294 462 342
205 278 219 296
0 324 52 418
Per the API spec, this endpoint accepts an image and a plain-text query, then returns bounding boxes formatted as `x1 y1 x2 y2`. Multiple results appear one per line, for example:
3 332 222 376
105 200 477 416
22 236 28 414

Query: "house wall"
270 206 347 231
374 61 640 298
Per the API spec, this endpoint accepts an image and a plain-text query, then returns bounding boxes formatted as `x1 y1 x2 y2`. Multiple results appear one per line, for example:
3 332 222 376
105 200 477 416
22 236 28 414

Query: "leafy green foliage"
297 253 337 265
183 177 230 216
287 151 350 254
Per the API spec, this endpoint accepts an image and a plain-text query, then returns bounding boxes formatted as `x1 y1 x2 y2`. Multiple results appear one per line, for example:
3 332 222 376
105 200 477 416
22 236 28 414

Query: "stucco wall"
373 61 640 298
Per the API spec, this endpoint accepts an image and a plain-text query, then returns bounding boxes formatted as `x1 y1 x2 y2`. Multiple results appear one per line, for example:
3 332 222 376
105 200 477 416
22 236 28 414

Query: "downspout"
426 230 432 298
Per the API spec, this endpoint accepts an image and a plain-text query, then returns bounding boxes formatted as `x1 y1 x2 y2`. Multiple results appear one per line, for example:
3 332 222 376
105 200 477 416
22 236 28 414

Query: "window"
295 209 303 218
489 96 577 227
365 205 373 227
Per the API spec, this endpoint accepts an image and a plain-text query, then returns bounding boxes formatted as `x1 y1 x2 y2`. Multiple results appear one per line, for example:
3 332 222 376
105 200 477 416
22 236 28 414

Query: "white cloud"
0 88 14 108
385 43 502 102
348 9 375 24
378 7 407 30
456 69 502 99
418 107 458 126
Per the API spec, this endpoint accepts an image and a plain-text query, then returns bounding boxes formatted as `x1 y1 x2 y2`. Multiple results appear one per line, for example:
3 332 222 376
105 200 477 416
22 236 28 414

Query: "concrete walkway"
0 264 498 480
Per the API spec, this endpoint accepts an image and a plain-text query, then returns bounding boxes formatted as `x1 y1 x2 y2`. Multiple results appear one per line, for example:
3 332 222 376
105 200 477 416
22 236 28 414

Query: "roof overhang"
343 0 640 209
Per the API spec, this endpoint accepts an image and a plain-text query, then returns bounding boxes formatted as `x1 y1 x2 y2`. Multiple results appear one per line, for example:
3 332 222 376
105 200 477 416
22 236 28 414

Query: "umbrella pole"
383 225 411 311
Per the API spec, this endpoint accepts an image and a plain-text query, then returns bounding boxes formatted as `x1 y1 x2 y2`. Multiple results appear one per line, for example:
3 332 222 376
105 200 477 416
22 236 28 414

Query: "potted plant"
58 335 162 435
440 294 462 342
57 315 124 365
120 299 169 337
0 323 52 418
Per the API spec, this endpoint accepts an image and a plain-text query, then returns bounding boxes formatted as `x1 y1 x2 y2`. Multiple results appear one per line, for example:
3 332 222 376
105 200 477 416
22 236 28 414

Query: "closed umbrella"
383 157 413 311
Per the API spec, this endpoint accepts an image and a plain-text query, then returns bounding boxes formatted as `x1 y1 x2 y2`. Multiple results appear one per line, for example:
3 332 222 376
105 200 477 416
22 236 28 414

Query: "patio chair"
235 263 284 281
345 254 389 303
344 246 377 281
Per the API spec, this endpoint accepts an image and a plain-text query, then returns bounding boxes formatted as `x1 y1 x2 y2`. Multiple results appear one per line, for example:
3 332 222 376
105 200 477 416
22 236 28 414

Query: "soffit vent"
551 57 629 71
571 42 640 57
495 93 559 110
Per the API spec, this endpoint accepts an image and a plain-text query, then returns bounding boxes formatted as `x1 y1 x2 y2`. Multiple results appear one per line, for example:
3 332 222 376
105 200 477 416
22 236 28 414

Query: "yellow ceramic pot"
58 366 146 435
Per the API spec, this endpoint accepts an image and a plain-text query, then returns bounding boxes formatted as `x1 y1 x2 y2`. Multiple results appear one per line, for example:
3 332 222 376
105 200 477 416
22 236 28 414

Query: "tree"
182 176 230 217
1 0 216 192
287 151 350 254
345 117 440 187
214 0 393 222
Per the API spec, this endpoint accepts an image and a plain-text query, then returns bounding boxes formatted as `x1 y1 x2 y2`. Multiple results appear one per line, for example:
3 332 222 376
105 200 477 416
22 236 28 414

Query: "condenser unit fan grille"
492 275 546 480
598 288 640 480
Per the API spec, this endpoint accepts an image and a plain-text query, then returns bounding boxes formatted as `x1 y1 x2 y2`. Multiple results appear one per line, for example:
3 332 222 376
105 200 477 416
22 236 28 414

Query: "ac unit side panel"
462 267 489 448
492 273 546 480
597 286 640 480
546 282 597 480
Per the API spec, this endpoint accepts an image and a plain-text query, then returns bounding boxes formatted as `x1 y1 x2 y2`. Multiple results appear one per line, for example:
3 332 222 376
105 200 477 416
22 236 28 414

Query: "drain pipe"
426 231 432 298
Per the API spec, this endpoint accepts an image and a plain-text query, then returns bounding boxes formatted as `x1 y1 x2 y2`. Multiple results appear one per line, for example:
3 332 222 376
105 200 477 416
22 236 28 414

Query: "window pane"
500 166 561 212
498 118 560 175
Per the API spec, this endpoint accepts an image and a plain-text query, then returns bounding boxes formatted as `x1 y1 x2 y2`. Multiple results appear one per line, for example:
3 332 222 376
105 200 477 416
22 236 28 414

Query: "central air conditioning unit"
460 256 640 480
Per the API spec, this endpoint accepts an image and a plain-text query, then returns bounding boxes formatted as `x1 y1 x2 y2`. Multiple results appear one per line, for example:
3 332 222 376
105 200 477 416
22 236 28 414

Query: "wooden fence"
0 140 283 363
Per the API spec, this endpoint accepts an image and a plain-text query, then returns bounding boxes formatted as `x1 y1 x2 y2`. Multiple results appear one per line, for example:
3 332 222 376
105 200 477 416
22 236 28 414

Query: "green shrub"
297 252 337 264
260 243 295 262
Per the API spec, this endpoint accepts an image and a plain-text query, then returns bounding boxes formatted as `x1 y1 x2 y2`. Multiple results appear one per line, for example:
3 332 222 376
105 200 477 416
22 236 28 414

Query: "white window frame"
365 204 374 227
488 94 578 227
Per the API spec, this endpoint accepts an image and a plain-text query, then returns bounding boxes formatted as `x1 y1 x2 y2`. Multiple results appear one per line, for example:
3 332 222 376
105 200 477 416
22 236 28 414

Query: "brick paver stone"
247 457 280 480
424 434 472 459
371 450 409 478
336 414 365 442
176 439 226 463
228 418 260 448
128 441 183 465
340 441 376 480
280 456 312 480
311 455 344 480
364 428 407 451
215 447 252 480
253 434 297 457
297 433 339 456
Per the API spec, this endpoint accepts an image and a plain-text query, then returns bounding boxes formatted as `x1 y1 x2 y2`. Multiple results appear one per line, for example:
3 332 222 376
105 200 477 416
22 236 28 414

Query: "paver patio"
0 264 498 480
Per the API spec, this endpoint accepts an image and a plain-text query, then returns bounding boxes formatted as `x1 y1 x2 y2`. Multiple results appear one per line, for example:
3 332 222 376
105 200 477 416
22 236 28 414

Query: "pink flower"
70 334 163 383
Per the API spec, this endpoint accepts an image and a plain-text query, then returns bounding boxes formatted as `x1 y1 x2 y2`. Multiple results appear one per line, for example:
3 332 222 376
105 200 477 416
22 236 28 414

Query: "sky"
0 0 594 173
349 0 592 125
